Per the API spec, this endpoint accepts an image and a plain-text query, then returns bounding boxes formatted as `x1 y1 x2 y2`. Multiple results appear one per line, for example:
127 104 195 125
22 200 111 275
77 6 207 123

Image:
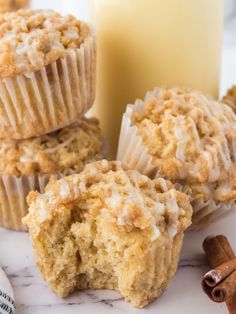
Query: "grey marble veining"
0 4 235 314
0 210 235 314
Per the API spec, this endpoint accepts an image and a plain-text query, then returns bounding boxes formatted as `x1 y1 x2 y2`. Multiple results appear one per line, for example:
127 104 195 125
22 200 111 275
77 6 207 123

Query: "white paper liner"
117 97 157 177
0 168 76 231
117 92 236 229
190 199 236 230
0 33 96 140
0 267 15 314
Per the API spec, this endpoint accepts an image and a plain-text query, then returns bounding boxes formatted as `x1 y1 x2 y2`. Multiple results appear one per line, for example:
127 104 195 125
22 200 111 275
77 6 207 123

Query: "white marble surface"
1 2 236 314
2 212 236 314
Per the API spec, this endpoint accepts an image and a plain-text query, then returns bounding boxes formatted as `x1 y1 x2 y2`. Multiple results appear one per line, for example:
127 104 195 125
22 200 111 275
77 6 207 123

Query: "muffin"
0 0 28 13
223 85 236 113
117 87 236 229
0 117 104 231
23 160 192 308
0 9 96 139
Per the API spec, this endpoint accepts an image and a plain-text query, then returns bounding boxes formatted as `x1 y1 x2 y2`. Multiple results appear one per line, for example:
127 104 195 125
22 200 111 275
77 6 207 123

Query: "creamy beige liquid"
90 0 223 158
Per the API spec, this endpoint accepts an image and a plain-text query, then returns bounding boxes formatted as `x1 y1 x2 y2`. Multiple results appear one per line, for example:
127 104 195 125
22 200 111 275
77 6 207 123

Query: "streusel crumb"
0 9 90 77
0 0 28 13
0 117 104 176
133 87 236 185
223 85 236 113
23 160 192 308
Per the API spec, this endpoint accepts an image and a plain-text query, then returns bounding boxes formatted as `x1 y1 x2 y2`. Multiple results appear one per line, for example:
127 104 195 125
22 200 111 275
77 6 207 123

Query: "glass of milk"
90 0 223 158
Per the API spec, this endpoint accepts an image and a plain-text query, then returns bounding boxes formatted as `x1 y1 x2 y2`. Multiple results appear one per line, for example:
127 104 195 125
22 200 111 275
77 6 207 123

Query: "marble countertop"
2 211 236 314
1 5 236 314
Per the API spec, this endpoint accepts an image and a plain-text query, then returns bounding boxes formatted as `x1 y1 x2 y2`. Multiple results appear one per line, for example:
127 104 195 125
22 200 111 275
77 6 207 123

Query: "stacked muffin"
0 0 28 13
19 13 192 308
0 9 103 230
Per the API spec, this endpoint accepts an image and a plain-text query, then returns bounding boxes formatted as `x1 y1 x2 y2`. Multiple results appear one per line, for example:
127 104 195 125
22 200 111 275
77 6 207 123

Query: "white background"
31 0 89 20
31 0 236 21
30 0 236 98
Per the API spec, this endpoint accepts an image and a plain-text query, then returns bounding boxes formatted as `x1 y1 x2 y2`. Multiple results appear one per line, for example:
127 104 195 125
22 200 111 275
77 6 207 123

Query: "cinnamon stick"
227 298 236 314
202 235 236 314
203 235 234 267
212 271 236 303
202 258 236 302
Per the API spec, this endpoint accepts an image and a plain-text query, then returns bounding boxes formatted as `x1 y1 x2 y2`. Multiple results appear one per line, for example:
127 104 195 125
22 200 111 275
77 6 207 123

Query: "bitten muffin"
0 0 28 13
117 87 236 229
0 9 96 139
223 85 236 113
23 160 192 308
0 117 104 231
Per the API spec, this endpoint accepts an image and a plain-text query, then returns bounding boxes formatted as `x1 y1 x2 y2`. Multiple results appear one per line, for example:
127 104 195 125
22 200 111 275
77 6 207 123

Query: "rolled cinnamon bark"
226 298 236 314
203 235 234 267
202 235 236 314
202 258 236 302
212 271 236 303
203 258 236 288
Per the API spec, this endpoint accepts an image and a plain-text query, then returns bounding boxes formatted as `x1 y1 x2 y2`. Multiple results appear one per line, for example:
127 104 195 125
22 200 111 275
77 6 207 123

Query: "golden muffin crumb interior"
23 160 192 308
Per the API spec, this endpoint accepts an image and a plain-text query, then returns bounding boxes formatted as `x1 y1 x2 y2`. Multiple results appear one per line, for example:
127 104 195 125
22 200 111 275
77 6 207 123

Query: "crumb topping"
132 87 236 188
0 9 90 77
23 160 192 308
0 117 104 176
0 0 28 13
223 85 236 113
189 177 236 204
26 160 192 240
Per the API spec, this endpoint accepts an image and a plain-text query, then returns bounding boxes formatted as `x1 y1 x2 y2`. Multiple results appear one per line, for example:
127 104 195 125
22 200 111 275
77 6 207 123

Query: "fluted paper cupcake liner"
0 34 96 140
0 169 76 231
190 199 235 230
117 97 158 177
117 92 235 229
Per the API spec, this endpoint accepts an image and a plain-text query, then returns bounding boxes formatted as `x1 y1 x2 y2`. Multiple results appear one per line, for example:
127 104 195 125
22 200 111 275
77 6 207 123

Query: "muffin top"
0 117 104 176
223 85 236 113
0 9 90 77
25 160 192 240
132 87 236 185
24 160 192 307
